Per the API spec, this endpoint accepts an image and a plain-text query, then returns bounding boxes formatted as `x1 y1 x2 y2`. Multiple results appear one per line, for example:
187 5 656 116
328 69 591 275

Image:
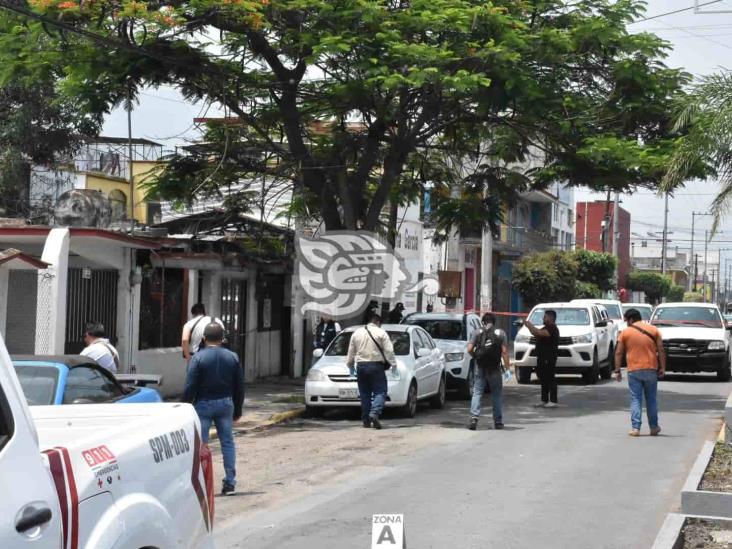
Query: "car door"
410 329 431 397
417 329 442 394
592 307 609 360
63 365 125 404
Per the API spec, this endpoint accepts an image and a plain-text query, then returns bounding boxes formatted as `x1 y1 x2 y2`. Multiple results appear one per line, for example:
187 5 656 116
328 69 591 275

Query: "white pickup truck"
0 338 216 548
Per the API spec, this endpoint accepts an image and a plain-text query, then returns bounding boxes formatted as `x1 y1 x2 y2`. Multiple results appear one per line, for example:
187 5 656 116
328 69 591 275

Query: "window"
417 329 435 349
529 308 590 326
402 318 465 340
138 256 185 350
325 331 411 356
63 366 124 404
0 384 14 452
553 204 558 221
14 365 59 406
412 330 426 356
652 307 723 328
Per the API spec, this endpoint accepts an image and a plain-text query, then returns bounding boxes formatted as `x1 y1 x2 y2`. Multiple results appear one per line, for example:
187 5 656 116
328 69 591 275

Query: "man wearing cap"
387 302 405 324
184 323 245 495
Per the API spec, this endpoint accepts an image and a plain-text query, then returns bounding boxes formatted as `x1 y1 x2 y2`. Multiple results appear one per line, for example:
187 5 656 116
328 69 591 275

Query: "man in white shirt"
182 303 226 361
346 313 396 430
80 322 120 373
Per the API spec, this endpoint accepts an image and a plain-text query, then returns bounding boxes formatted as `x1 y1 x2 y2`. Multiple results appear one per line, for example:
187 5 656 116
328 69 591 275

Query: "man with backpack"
525 309 560 408
467 312 510 430
614 308 666 437
181 303 226 362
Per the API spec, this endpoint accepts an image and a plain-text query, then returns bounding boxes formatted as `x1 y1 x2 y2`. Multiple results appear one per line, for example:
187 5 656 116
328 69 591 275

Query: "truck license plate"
339 388 359 399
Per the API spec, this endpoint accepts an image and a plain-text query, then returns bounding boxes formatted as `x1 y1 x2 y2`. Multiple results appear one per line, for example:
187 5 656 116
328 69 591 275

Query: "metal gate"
220 278 247 366
65 268 118 354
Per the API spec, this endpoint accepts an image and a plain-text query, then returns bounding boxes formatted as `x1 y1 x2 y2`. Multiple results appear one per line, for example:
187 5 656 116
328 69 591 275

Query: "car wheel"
583 350 599 385
600 345 614 380
717 361 732 382
430 375 446 409
459 365 474 400
304 405 324 418
517 367 532 384
401 381 418 418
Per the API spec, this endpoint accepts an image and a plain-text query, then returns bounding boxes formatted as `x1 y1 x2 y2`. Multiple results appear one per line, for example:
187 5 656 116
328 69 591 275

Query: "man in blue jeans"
184 323 245 494
467 312 510 430
346 313 396 429
614 308 666 436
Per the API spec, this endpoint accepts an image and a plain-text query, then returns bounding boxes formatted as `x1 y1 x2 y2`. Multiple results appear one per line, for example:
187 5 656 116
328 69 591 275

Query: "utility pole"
694 254 699 292
711 269 717 305
612 191 620 287
689 212 696 291
704 230 709 303
661 192 669 275
692 212 714 294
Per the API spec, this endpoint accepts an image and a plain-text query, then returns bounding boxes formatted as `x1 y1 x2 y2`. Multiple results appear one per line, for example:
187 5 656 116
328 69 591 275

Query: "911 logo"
296 231 437 320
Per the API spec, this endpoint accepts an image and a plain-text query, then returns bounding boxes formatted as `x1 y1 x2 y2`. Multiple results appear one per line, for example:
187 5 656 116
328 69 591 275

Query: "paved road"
214 374 729 549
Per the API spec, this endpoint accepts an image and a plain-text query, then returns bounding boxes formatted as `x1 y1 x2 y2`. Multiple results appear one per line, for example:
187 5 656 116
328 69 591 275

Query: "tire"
401 381 418 418
430 375 447 409
583 350 599 385
458 364 474 400
717 361 731 382
517 367 532 384
304 405 324 418
600 344 614 380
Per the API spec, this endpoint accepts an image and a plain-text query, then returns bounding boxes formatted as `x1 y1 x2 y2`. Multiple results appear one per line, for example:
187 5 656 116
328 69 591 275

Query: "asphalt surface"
214 373 730 549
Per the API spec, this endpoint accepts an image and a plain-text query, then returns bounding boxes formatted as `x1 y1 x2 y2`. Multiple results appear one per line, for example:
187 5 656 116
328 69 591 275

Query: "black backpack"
474 328 503 371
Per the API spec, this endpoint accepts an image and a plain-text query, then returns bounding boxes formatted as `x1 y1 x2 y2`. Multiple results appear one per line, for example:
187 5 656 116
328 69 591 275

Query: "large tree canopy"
0 0 698 234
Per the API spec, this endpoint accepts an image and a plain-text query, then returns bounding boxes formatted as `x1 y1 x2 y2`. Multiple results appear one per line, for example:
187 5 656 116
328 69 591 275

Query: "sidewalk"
233 377 306 433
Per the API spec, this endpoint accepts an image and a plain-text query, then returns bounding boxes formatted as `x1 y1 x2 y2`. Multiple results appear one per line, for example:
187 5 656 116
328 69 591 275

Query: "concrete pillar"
36 228 70 354
246 276 258 381
0 269 9 339
187 269 198 313
289 273 305 377
480 228 493 313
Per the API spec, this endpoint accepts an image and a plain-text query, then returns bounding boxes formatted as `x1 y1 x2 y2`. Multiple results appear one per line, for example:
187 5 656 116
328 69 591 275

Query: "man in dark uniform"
525 309 560 408
314 313 341 350
387 302 405 324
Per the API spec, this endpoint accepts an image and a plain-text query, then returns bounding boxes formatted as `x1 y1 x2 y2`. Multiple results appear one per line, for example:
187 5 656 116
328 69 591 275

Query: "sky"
102 0 732 267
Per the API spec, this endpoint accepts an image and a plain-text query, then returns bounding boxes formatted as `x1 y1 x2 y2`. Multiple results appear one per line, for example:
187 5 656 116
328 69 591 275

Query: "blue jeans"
195 397 236 487
470 366 503 424
356 362 388 421
628 369 659 430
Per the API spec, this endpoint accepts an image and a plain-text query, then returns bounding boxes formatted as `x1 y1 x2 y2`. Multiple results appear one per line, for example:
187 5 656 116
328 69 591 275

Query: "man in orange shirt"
614 308 666 437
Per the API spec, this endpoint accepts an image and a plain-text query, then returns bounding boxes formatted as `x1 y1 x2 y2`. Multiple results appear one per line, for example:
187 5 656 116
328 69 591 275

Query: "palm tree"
664 72 732 232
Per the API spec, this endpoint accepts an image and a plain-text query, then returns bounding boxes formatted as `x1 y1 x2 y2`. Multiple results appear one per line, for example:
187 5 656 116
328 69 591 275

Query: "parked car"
1 343 215 548
723 313 732 328
514 302 614 384
12 355 163 405
650 303 732 381
305 324 446 417
622 303 654 321
572 298 626 340
401 312 482 399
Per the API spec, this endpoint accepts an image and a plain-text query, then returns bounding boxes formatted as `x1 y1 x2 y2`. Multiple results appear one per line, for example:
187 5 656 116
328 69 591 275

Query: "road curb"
208 407 306 441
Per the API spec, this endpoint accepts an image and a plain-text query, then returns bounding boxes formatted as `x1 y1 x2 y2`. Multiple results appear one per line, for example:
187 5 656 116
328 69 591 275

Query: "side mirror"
312 348 324 359
417 347 431 358
513 320 524 327
596 320 608 327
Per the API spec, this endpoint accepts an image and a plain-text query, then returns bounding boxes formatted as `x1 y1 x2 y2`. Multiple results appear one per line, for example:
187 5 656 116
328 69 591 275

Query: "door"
410 330 431 397
464 268 475 311
417 329 442 394
0 359 60 547
220 279 248 369
65 269 119 354
592 307 608 360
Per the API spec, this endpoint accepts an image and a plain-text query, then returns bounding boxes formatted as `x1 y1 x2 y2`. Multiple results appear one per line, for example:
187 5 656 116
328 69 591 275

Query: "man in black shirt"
525 309 560 408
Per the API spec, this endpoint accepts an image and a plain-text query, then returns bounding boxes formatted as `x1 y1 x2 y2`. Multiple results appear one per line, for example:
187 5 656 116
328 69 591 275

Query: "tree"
572 249 617 291
512 250 577 308
667 284 684 302
0 15 101 218
1 0 697 237
664 72 732 232
575 281 602 299
627 271 671 304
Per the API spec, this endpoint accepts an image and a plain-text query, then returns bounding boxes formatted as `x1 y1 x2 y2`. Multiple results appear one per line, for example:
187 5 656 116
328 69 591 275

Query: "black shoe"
370 415 382 430
494 423 504 430
362 418 371 428
221 483 236 496
468 417 478 431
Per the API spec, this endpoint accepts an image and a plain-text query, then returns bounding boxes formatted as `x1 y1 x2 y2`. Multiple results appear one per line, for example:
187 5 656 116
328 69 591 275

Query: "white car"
622 303 654 321
401 312 482 399
572 298 626 341
305 324 447 418
514 302 614 384
650 302 732 381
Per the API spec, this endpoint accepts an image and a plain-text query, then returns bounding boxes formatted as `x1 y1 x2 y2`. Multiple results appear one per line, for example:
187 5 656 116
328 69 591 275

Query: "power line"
629 0 726 24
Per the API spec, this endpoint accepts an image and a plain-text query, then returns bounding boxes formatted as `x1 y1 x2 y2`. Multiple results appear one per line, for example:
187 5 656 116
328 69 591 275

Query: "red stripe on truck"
191 429 211 532
43 449 68 549
58 447 80 549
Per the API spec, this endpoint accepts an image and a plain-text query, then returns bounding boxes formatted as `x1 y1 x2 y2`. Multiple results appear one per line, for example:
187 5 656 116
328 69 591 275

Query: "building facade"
575 200 631 287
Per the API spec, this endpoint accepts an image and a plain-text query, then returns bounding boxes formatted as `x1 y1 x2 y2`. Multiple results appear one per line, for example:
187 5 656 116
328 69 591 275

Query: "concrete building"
550 183 575 251
575 200 631 287
630 242 690 289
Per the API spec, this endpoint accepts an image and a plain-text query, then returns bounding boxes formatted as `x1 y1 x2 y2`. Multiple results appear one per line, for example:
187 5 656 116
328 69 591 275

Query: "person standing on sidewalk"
467 312 510 431
525 310 560 408
614 308 666 437
346 313 396 430
181 303 226 362
184 323 245 495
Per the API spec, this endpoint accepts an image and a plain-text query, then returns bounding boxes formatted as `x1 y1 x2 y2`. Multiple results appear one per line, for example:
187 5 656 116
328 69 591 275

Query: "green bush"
572 249 617 291
683 291 703 303
512 250 578 307
627 271 671 304
667 285 685 302
575 281 603 299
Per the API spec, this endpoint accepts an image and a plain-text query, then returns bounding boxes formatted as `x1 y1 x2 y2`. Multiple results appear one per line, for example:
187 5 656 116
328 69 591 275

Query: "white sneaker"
533 402 547 408
544 402 558 408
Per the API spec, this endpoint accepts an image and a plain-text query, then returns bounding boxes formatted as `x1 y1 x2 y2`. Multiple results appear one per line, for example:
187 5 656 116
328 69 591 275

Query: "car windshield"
402 318 464 340
325 331 411 356
600 304 622 319
622 305 652 321
528 308 590 326
14 364 59 405
652 307 723 328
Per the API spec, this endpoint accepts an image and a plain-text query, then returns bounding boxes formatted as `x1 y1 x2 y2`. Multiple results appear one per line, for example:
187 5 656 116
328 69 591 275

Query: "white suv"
571 298 626 343
651 302 732 381
514 302 614 385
